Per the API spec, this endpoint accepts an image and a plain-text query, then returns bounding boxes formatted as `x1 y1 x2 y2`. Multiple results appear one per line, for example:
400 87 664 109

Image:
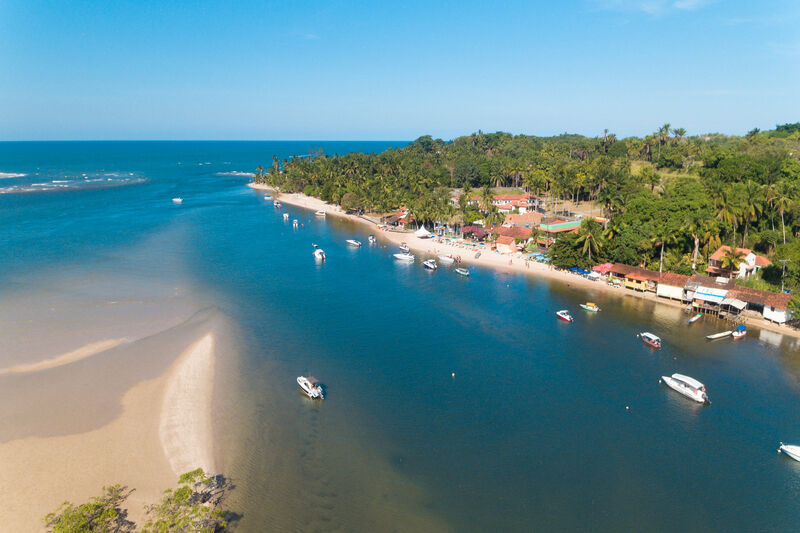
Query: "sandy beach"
0 326 218 531
250 182 800 341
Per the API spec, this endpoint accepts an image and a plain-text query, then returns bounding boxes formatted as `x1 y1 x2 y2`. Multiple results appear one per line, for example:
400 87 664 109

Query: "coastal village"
377 190 794 327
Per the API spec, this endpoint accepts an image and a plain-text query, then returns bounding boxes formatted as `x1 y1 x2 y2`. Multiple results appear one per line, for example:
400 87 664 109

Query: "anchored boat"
399 242 410 254
313 249 325 261
368 235 376 244
638 332 662 349
556 310 573 322
455 267 470 277
393 252 415 262
297 376 324 399
731 325 747 340
172 197 183 204
579 302 600 312
779 443 800 462
688 313 702 324
438 254 455 264
706 330 732 340
423 259 438 270
314 210 326 217
661 373 709 404
346 239 362 247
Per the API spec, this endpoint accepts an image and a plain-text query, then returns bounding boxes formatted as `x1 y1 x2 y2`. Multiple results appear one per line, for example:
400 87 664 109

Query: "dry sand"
250 183 800 340
0 338 128 376
0 332 216 531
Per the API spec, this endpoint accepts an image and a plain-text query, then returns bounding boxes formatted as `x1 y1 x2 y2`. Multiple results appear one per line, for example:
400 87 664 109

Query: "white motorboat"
638 332 662 349
455 267 469 277
423 259 438 270
314 249 325 261
264 194 272 199
292 219 299 228
273 200 282 207
438 254 455 264
172 197 183 204
368 235 377 244
399 242 410 254
283 213 289 220
556 310 573 322
346 239 362 247
779 443 800 462
393 252 415 262
315 210 326 217
297 376 324 399
732 325 746 339
661 373 709 404
706 330 732 340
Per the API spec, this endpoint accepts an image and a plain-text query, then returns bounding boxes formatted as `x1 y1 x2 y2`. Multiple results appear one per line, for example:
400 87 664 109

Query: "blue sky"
0 0 798 140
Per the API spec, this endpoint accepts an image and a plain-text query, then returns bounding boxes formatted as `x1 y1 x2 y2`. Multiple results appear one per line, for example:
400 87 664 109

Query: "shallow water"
2 142 800 532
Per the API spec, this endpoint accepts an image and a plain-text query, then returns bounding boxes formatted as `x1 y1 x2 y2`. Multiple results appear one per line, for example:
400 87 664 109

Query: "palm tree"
715 188 741 244
684 212 714 271
740 180 763 247
775 184 793 244
671 127 686 145
480 185 495 213
651 225 678 273
719 247 747 276
576 221 603 262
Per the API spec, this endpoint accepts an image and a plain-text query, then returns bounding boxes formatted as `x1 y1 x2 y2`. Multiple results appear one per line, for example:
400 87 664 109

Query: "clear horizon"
1 0 798 141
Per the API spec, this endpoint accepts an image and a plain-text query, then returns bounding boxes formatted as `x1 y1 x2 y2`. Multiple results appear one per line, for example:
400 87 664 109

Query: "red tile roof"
709 246 752 261
755 255 772 267
505 212 543 226
496 235 516 246
658 272 690 287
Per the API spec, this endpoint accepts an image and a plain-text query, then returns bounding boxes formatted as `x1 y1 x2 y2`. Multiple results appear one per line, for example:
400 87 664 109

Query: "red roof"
496 235 516 246
658 272 690 287
709 246 752 261
505 212 543 226
494 226 533 239
755 255 772 267
593 263 614 273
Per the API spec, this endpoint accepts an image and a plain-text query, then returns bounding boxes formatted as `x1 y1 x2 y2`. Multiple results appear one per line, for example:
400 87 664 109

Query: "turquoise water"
3 142 800 531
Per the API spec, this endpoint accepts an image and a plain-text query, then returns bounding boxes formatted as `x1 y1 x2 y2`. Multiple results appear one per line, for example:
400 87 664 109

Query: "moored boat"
438 254 455 264
455 267 470 277
556 310 573 322
274 201 282 208
292 219 298 227
172 197 183 204
393 252 415 262
423 259 438 270
779 443 800 462
346 239 362 247
313 248 326 261
399 242 410 254
368 235 376 244
297 376 324 399
706 330 732 340
283 213 289 220
688 313 702 324
732 325 746 339
264 194 272 200
314 210 326 217
661 373 709 404
638 332 662 349
579 302 600 312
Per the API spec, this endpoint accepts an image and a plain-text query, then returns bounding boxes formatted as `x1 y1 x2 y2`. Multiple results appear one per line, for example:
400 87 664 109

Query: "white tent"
414 226 432 238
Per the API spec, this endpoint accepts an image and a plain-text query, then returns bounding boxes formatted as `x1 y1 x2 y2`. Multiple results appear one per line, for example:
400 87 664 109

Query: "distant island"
254 124 800 316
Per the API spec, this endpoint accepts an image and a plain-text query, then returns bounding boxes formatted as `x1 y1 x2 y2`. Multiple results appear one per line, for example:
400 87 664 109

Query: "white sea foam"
216 171 254 177
0 172 26 179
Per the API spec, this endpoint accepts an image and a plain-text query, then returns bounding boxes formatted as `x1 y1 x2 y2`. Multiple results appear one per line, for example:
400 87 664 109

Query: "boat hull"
556 311 573 322
662 376 708 404
780 444 800 462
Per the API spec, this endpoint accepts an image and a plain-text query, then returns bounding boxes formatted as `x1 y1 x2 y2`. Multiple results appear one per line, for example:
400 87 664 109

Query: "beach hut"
656 272 689 301
495 235 517 254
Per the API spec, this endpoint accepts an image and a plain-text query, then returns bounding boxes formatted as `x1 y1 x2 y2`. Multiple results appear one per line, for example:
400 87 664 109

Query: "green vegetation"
255 123 800 293
44 469 233 533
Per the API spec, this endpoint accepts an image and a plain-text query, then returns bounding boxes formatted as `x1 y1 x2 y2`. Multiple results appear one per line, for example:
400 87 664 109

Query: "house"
495 235 518 254
727 286 794 323
706 246 771 278
493 225 533 240
539 219 581 238
608 263 659 291
466 193 535 213
505 211 543 227
656 272 689 301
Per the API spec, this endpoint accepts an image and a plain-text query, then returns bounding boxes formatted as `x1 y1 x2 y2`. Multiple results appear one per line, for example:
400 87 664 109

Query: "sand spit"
159 334 216 476
0 338 128 376
0 331 217 531
250 182 800 341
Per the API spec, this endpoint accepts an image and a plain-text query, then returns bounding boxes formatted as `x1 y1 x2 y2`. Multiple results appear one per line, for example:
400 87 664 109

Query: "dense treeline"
255 124 800 293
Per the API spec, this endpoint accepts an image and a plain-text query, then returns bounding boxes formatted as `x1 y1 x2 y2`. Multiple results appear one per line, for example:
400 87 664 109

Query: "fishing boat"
732 324 747 339
283 213 289 220
314 210 326 217
393 252 415 262
368 235 376 244
346 239 362 247
455 267 469 277
706 330 732 340
661 373 710 404
579 302 600 312
313 248 326 261
423 259 438 270
638 332 662 349
556 310 573 322
399 242 410 254
438 254 455 264
688 313 702 324
779 443 800 462
297 376 324 399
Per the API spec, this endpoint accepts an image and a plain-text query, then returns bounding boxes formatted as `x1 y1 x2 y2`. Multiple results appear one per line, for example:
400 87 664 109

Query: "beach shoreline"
249 182 800 341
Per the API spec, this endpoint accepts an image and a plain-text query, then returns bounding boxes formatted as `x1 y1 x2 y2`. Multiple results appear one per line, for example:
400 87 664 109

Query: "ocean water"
3 142 800 532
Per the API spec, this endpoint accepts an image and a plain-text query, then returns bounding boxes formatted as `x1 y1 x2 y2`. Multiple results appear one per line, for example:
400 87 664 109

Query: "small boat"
368 235 376 244
312 243 319 248
274 201 282 208
579 302 600 312
556 310 573 322
423 259 438 270
438 255 455 264
283 213 289 220
292 219 299 228
779 443 800 462
393 253 415 262
399 242 410 254
688 313 703 324
346 239 362 247
455 267 470 277
315 210 326 217
732 325 747 340
297 376 324 399
172 197 183 204
313 248 326 261
264 194 272 200
706 330 732 340
661 373 709 404
638 332 662 349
